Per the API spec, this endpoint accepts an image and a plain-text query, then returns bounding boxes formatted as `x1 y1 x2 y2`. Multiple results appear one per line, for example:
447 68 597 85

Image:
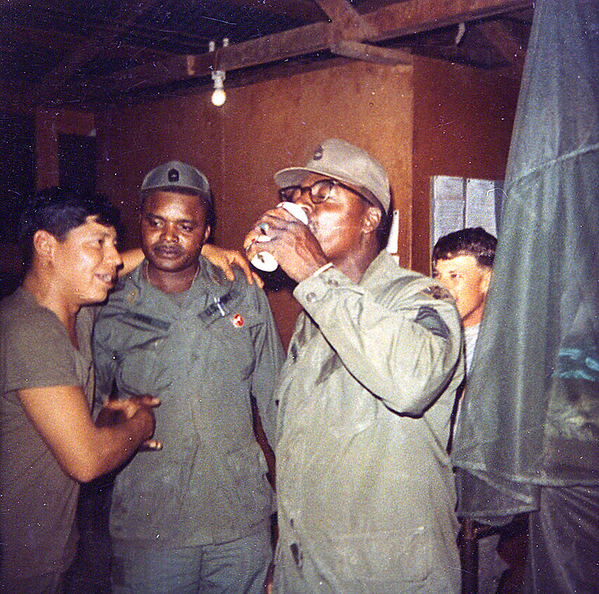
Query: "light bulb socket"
211 70 226 87
211 70 226 106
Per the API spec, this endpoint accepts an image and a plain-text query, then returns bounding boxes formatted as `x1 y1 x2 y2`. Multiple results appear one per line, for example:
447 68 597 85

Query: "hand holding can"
250 202 308 272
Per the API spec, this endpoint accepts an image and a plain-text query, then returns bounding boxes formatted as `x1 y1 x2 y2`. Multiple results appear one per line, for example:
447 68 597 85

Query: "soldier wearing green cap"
245 139 464 594
94 161 285 594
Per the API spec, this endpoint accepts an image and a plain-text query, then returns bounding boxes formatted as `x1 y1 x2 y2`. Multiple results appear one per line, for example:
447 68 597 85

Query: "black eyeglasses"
278 179 369 205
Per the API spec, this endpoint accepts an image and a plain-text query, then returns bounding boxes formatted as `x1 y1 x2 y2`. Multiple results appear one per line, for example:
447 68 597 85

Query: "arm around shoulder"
119 244 263 287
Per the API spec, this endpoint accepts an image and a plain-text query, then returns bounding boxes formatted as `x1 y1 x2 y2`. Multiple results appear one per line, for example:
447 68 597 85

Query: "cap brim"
140 185 212 203
274 166 327 189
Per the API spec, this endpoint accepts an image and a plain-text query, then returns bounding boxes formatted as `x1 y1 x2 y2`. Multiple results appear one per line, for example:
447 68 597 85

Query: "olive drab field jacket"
275 251 464 593
93 258 284 546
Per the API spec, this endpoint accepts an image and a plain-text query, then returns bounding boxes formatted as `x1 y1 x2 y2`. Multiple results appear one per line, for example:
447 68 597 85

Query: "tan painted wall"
411 56 519 274
96 60 414 345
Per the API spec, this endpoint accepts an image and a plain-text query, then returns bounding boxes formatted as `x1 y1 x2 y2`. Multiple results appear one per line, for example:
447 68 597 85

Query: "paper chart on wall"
431 175 503 247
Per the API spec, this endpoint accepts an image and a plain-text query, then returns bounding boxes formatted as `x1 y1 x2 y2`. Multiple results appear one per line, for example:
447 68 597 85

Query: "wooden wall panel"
96 97 222 248
411 56 519 274
96 60 413 346
217 60 413 261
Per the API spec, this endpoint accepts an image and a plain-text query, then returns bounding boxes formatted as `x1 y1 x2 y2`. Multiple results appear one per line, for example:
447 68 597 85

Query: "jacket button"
305 292 317 303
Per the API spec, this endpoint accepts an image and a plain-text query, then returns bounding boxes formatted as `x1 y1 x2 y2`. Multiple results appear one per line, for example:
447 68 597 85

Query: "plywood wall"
95 60 414 345
97 59 413 255
410 56 519 274
216 61 413 262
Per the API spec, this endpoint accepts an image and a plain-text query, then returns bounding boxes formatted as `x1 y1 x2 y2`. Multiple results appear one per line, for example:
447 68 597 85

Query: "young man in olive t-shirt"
0 188 160 593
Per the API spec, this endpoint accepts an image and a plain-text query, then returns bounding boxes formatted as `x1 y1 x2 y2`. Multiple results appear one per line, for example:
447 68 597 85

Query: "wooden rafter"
68 0 533 101
330 40 412 66
311 0 379 40
216 0 532 71
38 0 164 98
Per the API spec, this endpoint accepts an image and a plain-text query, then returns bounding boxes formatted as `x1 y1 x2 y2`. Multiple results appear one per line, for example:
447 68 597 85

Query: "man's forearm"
81 407 157 482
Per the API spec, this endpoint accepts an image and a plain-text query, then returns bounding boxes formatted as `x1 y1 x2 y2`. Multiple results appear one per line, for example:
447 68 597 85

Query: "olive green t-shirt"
0 288 95 585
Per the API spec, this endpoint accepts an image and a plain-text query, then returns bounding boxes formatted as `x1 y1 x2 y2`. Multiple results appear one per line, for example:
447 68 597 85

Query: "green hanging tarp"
452 0 599 521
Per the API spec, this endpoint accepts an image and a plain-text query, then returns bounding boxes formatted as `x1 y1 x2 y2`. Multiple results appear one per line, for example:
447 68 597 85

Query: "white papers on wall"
386 209 400 254
431 175 504 247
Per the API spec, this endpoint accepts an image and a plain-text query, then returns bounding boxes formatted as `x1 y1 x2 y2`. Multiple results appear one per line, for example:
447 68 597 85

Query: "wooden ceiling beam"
216 21 329 72
311 0 379 40
213 0 533 72
66 0 533 101
363 0 532 42
78 53 215 97
330 40 412 66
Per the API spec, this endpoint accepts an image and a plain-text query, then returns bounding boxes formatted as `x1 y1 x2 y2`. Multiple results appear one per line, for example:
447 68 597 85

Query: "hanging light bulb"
211 69 226 106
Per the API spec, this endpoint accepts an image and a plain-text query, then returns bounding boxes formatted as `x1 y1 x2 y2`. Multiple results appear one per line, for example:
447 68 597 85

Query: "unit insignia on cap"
313 145 323 160
168 168 179 183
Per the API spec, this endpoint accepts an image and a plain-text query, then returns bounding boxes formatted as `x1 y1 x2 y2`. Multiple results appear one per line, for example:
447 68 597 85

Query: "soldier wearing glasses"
245 139 464 594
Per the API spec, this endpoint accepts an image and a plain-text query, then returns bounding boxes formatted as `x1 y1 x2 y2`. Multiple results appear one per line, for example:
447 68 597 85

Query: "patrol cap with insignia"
140 160 211 202
274 138 391 213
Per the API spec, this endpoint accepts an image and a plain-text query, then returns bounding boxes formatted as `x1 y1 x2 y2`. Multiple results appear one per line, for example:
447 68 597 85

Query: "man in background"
245 138 464 593
93 161 284 594
433 227 513 594
0 187 160 594
432 226 496 373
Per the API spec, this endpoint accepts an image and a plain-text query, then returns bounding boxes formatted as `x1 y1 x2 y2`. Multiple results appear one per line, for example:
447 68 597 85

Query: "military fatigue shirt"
93 257 284 546
274 252 464 594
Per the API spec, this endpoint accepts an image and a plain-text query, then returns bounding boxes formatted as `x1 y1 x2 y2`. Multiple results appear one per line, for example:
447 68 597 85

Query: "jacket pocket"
219 441 273 521
326 526 432 583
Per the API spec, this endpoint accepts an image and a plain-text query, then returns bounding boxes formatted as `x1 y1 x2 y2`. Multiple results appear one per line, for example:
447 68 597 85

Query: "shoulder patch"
421 285 453 301
415 305 450 339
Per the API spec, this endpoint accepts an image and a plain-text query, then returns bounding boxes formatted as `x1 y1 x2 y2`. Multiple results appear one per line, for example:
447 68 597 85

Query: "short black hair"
432 226 497 269
20 187 121 270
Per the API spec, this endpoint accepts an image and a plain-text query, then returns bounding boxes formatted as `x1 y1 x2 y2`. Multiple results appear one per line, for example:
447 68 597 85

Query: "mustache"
152 243 183 254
